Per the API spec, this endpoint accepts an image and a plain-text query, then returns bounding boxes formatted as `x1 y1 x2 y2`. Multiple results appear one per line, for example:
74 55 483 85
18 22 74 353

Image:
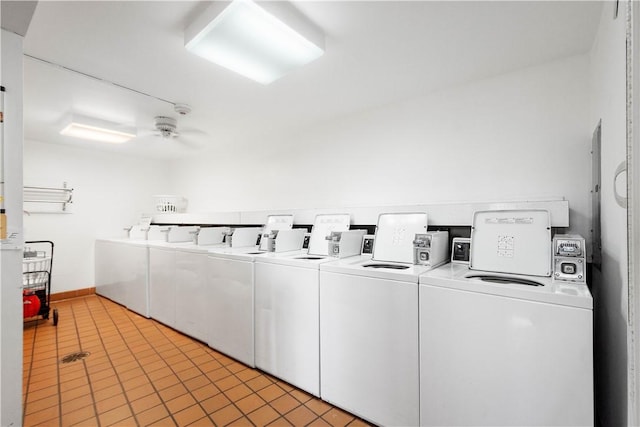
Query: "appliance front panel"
174 251 209 342
254 262 320 396
419 283 593 426
320 271 419 426
207 256 255 367
149 247 177 328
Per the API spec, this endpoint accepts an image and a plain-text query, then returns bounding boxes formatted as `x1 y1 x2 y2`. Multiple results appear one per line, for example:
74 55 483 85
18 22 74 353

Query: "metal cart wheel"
53 309 59 326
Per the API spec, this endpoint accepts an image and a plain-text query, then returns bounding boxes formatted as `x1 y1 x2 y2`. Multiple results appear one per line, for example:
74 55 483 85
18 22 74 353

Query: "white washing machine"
254 213 351 396
95 225 168 317
147 225 209 331
206 216 294 367
149 241 178 327
95 238 148 313
418 263 593 426
153 227 234 338
174 244 211 342
318 212 435 427
97 225 226 325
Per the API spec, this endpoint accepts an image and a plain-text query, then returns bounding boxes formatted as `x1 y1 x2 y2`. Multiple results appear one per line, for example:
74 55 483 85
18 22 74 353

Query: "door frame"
629 1 640 424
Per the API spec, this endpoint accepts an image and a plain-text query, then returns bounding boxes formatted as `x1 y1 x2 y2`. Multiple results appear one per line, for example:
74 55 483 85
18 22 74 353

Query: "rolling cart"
23 240 58 326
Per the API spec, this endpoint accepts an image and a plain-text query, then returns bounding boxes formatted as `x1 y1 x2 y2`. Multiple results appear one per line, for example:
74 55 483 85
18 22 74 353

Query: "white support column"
1 28 25 427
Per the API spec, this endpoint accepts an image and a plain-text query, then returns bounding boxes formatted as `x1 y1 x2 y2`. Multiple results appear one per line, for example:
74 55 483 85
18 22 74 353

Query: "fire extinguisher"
23 290 41 318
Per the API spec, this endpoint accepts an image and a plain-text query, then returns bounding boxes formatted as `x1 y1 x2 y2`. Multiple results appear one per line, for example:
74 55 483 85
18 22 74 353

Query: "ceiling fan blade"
135 129 157 138
179 128 207 137
177 135 207 149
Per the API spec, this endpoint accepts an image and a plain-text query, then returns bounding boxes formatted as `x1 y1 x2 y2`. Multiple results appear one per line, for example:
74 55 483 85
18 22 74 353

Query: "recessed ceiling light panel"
185 0 325 84
59 114 137 144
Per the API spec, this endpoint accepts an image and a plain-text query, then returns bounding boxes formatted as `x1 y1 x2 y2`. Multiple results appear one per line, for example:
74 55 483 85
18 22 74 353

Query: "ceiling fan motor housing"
154 116 178 138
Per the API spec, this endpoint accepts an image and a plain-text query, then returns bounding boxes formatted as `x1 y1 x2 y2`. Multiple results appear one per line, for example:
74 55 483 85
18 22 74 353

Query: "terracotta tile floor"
22 295 371 427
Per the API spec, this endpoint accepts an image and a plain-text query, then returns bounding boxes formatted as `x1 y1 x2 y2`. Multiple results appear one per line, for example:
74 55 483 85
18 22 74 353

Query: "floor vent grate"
60 351 90 364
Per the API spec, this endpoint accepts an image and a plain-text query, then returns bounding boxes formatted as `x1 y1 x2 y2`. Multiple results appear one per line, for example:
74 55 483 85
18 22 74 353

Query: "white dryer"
419 263 593 426
254 213 351 396
318 212 436 427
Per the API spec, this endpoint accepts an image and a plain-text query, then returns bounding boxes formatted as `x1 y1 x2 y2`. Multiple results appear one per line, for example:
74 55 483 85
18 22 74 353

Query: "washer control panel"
326 230 366 258
552 234 586 284
302 233 311 249
555 238 584 257
361 235 375 254
554 258 585 283
413 231 449 267
451 237 471 264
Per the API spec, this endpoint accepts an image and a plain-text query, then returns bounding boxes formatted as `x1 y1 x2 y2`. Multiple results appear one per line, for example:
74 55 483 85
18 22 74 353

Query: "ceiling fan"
139 104 207 149
153 116 181 139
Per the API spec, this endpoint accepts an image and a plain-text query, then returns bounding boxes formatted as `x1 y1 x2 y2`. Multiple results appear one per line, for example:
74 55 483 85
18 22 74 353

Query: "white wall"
23 54 594 294
589 2 629 426
23 140 171 293
168 54 591 236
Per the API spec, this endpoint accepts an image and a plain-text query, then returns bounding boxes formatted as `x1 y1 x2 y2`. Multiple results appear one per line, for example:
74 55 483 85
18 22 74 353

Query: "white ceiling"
22 1 603 159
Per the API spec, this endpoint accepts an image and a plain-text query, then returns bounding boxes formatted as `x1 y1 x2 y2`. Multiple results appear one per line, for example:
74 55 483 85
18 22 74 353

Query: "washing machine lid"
145 240 202 251
229 227 263 247
147 240 176 249
171 242 212 254
99 237 142 245
207 246 270 261
420 263 592 309
128 225 148 240
198 227 230 245
307 214 351 256
264 215 294 232
255 250 336 268
470 209 552 277
321 255 437 282
372 212 428 263
257 215 294 251
166 226 199 243
147 225 169 241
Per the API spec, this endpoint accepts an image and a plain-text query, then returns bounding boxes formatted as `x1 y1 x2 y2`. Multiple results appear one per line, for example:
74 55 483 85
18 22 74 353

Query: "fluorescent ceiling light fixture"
185 0 325 84
60 114 136 144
